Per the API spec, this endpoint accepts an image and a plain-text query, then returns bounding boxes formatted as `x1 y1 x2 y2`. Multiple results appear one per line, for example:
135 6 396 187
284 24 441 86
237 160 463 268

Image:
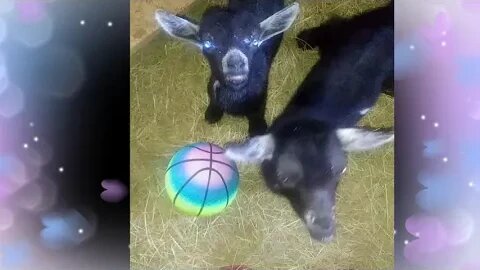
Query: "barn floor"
130 0 393 269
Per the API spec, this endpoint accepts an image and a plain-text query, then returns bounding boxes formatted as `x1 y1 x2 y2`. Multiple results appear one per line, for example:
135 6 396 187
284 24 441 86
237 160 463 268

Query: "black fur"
228 3 394 241
297 1 394 97
158 0 298 136
201 0 286 136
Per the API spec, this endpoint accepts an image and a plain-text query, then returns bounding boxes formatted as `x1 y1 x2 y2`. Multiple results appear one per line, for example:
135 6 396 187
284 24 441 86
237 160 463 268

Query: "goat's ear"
257 2 300 44
336 128 394 152
225 134 275 164
155 10 201 47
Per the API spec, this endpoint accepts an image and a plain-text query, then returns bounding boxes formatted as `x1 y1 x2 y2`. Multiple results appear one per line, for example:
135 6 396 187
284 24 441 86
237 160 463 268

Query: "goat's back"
283 27 393 127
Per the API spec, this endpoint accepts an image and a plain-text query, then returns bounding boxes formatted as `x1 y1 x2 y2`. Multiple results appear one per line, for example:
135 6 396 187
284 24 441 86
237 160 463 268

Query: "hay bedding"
131 0 393 269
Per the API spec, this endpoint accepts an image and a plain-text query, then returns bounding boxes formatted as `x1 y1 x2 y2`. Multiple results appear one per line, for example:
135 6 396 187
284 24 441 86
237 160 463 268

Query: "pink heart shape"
100 180 127 203
405 214 448 254
441 210 475 246
404 214 453 266
404 211 474 267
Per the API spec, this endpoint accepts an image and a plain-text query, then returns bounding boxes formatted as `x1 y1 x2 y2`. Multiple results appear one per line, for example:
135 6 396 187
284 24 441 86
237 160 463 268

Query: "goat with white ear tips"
154 1 300 136
257 3 300 46
225 2 393 242
336 128 394 152
155 10 201 47
225 134 275 164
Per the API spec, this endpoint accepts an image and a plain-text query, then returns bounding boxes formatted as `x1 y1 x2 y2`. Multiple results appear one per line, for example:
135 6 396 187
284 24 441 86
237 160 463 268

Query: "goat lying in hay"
226 2 394 242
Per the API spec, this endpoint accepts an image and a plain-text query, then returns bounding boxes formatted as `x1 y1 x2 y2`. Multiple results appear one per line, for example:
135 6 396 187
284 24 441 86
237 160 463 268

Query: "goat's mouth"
304 210 336 243
317 234 335 243
306 224 336 243
225 74 248 88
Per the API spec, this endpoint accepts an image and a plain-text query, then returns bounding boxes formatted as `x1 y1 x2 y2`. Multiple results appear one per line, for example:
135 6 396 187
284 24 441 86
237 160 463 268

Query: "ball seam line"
197 143 214 216
211 168 230 209
172 167 212 206
186 145 224 154
165 158 237 174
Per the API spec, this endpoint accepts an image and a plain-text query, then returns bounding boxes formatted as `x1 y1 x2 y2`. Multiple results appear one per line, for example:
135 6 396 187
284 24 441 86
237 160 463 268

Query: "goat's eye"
203 41 214 49
244 37 260 47
278 174 298 187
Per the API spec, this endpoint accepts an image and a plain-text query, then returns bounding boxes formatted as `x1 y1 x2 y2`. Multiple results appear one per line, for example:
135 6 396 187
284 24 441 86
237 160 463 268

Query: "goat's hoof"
248 124 268 137
205 107 223 124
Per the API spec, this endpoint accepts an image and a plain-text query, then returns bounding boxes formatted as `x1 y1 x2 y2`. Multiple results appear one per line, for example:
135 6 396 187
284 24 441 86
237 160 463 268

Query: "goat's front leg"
205 102 224 124
247 107 267 136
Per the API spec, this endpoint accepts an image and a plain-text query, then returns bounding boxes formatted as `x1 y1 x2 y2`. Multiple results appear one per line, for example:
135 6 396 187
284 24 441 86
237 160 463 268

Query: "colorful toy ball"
165 142 239 216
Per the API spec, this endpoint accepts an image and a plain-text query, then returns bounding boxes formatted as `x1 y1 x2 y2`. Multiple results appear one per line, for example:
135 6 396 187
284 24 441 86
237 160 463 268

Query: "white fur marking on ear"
225 134 275 164
258 2 300 44
336 128 394 152
359 108 371 115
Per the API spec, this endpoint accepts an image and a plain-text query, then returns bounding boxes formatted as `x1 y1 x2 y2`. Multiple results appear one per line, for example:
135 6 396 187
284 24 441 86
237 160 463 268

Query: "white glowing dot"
29 122 34 127
441 41 447 47
107 21 113 27
33 136 39 142
78 228 84 234
23 143 29 149
468 181 475 187
80 20 85 25
421 115 426 120
409 45 415 50
58 167 64 173
434 122 439 128
394 229 397 235
404 240 409 245
442 31 447 36
443 157 448 162
415 232 420 237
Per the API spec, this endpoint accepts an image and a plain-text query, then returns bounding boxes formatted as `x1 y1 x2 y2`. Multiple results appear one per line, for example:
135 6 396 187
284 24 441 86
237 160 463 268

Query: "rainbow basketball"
165 143 239 216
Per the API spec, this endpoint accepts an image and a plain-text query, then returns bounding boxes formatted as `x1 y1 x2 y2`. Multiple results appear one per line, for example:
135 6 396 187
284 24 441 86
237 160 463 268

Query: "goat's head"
225 121 393 242
155 3 299 89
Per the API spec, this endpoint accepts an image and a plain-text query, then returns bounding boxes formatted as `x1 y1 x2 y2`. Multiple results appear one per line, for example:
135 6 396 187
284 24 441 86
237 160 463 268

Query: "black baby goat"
226 3 394 242
155 0 300 136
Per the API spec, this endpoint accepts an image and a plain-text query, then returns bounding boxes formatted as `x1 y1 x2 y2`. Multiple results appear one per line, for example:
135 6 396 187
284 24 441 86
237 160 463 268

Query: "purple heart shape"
100 180 127 203
404 213 473 267
405 215 448 254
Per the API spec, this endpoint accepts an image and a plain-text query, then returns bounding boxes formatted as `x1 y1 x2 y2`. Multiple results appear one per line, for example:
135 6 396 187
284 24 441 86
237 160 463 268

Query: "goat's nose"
305 210 332 230
227 58 246 69
313 217 332 230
